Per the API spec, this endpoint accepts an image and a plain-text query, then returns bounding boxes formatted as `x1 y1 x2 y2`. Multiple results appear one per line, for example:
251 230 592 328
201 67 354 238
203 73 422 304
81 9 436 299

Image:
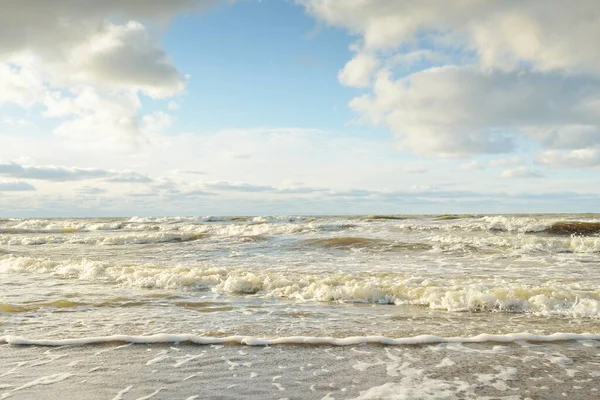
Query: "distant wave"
3 216 600 238
300 237 433 251
0 232 207 246
364 215 410 220
3 332 599 347
544 221 600 235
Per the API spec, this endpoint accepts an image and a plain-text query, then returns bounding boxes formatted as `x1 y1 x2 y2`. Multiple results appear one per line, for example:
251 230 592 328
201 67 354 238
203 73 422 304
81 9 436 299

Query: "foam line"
2 332 599 347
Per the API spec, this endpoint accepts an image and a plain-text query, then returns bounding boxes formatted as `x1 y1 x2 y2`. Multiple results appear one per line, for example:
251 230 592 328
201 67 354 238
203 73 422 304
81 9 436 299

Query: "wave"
178 221 356 237
127 216 312 224
432 214 478 221
0 232 207 246
302 237 387 249
2 256 598 318
426 233 600 254
4 216 599 239
365 215 410 220
300 237 433 251
545 221 600 236
0 300 83 313
387 216 600 236
2 332 599 347
1 219 126 233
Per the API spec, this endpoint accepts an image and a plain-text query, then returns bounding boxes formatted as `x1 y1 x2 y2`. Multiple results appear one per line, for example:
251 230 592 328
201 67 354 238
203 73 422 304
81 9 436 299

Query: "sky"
1 0 600 216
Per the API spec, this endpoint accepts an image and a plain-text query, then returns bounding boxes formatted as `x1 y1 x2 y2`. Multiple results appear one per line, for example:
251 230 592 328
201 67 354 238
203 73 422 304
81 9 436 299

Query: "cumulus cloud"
45 87 160 148
0 0 214 147
350 65 600 158
0 0 212 51
65 21 186 98
301 0 600 161
537 149 600 169
338 52 379 88
0 162 152 183
301 0 600 73
0 180 36 192
0 63 45 107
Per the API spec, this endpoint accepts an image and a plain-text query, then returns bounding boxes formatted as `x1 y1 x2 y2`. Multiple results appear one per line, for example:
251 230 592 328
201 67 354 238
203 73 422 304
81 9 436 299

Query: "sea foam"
2 255 599 317
2 332 599 347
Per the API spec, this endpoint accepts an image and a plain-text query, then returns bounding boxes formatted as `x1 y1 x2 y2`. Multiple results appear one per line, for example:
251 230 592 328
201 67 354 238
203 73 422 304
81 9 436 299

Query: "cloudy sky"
1 0 599 216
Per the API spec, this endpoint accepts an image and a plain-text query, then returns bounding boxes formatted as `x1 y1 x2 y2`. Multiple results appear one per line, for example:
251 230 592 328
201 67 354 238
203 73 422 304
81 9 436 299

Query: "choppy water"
1 214 599 343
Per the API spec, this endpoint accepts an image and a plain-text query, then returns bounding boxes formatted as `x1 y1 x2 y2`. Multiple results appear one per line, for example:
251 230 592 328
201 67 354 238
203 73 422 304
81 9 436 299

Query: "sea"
1 214 599 399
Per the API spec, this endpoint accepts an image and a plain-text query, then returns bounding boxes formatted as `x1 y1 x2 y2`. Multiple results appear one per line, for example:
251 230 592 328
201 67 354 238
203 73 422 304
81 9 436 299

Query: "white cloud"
524 125 600 150
537 149 600 169
404 166 428 174
351 66 600 157
201 181 276 193
489 156 524 168
0 162 152 183
0 0 214 148
77 186 107 195
301 0 600 74
194 180 329 195
172 169 206 176
0 62 45 107
0 180 36 192
460 161 486 171
226 152 253 160
0 1 214 56
338 52 379 88
1 117 36 128
302 0 600 161
500 167 543 179
39 87 175 149
65 21 186 98
2 123 600 214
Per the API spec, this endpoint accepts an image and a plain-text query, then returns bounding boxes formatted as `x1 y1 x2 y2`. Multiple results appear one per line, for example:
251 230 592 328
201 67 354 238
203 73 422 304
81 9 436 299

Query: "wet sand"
1 340 599 399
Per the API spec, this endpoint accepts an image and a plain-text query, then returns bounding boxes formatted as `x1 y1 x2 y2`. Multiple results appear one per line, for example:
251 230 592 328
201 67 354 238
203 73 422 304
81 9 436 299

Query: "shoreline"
2 340 599 399
3 332 600 347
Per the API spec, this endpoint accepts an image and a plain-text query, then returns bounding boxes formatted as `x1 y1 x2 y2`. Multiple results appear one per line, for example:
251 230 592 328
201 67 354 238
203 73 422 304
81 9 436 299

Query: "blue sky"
1 0 599 216
162 0 358 131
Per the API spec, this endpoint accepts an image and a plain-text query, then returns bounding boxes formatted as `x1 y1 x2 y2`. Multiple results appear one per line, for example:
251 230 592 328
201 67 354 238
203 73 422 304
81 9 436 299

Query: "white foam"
12 373 73 391
427 232 600 254
135 387 164 400
2 255 599 317
173 354 203 367
0 232 206 246
2 332 599 347
111 386 133 400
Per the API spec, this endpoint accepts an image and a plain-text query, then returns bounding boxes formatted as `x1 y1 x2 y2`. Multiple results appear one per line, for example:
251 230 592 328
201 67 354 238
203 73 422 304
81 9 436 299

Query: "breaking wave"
0 232 207 246
2 255 598 318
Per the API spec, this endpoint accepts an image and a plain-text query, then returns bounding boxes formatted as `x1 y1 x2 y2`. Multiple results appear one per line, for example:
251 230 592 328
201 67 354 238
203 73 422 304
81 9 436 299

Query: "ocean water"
1 214 599 399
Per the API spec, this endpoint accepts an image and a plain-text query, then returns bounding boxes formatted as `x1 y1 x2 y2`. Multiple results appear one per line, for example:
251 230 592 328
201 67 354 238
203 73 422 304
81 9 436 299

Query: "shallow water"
1 214 599 398
1 340 599 399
